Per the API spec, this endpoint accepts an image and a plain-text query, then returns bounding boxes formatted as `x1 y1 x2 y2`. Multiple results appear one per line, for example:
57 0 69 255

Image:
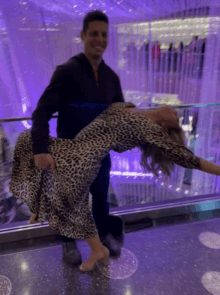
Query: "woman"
9 102 220 271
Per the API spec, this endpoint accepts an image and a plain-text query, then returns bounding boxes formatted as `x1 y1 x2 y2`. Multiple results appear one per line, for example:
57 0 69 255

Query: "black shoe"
101 233 121 258
62 240 82 265
114 233 125 246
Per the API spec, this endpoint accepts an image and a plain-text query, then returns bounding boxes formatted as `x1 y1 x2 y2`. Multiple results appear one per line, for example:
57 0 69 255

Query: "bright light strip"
110 171 153 177
22 99 31 129
22 120 31 129
117 16 220 36
19 28 60 31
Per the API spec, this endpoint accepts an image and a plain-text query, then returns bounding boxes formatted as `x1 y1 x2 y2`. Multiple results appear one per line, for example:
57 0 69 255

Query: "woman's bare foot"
79 246 109 272
29 213 38 224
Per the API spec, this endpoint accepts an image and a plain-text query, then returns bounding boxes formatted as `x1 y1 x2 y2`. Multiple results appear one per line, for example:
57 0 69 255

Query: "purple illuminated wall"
1 1 220 125
0 0 220 227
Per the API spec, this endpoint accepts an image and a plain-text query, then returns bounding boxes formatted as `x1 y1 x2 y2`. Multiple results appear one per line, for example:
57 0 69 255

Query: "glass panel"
0 104 220 230
0 118 57 228
116 12 220 105
110 104 220 207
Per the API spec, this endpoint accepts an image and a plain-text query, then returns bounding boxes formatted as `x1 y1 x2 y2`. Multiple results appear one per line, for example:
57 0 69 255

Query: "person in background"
145 42 149 70
177 42 184 71
139 42 149 70
126 41 136 71
179 42 184 51
186 36 200 77
168 43 175 72
189 36 199 49
152 41 161 72
31 10 125 265
199 38 206 78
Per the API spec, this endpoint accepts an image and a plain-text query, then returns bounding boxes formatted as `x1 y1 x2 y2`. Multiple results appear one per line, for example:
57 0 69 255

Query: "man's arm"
113 74 124 103
31 65 69 155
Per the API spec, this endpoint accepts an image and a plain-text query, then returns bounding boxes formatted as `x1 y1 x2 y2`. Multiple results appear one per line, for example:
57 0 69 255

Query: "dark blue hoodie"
31 53 124 154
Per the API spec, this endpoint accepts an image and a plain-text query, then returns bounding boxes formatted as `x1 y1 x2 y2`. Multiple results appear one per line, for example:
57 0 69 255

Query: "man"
31 10 125 265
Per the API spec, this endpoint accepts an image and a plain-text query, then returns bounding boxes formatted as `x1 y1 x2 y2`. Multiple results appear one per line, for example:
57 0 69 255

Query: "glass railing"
0 102 220 229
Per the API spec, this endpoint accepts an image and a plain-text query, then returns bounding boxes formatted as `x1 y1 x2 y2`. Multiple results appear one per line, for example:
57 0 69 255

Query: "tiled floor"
1 217 220 294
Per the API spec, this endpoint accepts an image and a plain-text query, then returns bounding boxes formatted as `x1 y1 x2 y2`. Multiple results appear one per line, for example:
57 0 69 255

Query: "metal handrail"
0 102 220 123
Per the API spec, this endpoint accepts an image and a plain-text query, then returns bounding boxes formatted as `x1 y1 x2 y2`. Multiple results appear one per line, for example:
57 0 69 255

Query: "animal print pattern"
9 102 201 239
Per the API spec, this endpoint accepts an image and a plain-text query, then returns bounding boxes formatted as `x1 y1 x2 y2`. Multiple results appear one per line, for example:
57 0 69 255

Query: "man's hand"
34 154 56 171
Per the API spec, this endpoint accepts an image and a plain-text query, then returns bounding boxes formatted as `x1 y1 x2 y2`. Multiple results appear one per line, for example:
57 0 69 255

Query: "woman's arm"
199 158 220 176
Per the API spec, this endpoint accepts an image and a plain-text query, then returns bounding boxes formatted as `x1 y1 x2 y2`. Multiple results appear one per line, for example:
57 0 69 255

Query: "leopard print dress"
9 102 201 239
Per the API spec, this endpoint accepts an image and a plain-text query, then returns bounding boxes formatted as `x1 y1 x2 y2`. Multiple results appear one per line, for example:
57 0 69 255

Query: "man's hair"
83 10 109 33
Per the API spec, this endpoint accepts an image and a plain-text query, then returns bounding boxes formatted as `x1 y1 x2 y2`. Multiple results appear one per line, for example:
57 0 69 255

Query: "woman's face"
156 106 179 129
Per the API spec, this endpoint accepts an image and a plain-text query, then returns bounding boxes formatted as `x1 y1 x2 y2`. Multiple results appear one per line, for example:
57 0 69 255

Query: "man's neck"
84 52 102 70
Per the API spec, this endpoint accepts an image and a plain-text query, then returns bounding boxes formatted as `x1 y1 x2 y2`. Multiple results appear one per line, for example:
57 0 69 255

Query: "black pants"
61 154 111 242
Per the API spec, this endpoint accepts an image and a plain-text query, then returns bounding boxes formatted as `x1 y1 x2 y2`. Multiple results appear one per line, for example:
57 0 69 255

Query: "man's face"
81 21 108 60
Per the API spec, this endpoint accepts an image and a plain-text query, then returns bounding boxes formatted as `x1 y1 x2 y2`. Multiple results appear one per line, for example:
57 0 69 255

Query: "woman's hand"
198 158 220 176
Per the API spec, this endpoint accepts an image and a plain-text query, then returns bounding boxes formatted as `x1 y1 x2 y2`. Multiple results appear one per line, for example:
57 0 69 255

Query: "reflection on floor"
1 217 220 294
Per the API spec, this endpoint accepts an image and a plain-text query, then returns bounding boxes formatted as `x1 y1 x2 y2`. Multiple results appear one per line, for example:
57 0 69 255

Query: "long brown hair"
139 125 185 177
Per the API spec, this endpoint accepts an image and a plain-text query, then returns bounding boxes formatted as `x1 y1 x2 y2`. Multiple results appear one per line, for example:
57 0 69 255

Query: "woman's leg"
79 235 109 271
90 155 121 257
